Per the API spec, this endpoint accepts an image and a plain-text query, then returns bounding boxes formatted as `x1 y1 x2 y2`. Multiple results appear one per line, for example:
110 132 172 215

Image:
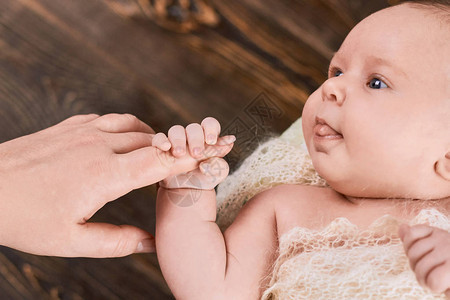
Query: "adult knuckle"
102 113 119 120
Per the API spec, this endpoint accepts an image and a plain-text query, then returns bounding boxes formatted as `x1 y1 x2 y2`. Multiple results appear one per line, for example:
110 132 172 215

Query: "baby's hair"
388 0 450 28
390 0 450 22
390 0 450 7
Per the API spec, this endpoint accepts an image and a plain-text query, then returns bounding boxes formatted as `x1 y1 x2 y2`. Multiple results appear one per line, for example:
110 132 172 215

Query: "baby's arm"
155 119 279 299
399 224 450 297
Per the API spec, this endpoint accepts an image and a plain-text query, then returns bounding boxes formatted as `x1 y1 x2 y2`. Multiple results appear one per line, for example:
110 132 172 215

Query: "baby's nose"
321 77 346 105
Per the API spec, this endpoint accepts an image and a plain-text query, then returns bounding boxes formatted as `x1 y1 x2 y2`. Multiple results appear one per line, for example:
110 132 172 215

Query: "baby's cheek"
301 92 320 140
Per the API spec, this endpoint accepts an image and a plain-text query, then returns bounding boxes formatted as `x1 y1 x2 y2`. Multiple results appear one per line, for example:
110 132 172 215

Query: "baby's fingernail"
135 237 155 253
193 147 202 156
162 141 171 150
174 147 184 154
206 134 217 145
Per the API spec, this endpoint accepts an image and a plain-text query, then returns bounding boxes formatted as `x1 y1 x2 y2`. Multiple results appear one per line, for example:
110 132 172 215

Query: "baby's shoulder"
264 184 349 209
257 184 353 236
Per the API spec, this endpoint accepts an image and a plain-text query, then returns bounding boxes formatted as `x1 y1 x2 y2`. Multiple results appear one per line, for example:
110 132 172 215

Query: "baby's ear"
435 151 450 181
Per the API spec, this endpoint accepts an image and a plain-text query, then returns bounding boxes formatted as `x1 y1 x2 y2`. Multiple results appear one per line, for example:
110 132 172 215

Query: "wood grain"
0 0 389 298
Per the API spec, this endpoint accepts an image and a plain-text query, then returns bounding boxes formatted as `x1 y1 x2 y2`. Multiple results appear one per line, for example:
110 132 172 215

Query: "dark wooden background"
0 0 391 299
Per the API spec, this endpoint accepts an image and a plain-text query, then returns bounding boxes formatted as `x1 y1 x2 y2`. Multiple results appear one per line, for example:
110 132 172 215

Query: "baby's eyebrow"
366 55 409 79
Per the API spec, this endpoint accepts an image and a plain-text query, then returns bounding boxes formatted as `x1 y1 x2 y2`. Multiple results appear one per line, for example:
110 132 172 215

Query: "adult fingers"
105 132 154 154
111 142 234 192
95 113 155 134
168 125 186 157
186 123 205 158
201 117 221 145
161 157 229 190
112 147 178 192
73 223 155 258
400 224 434 253
58 114 100 125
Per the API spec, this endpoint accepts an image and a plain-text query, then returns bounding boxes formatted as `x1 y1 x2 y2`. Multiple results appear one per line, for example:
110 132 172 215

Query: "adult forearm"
156 188 228 300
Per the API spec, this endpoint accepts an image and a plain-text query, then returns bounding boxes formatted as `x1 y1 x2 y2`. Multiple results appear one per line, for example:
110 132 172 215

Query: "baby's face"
302 4 450 199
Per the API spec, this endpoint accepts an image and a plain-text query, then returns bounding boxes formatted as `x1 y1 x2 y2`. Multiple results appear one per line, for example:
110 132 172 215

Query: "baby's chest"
275 195 408 240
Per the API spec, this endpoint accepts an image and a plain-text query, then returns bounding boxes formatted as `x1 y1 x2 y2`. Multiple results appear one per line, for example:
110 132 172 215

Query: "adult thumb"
113 143 234 192
74 223 155 258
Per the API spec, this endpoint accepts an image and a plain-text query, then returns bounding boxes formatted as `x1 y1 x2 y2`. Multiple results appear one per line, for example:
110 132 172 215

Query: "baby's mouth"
314 117 343 139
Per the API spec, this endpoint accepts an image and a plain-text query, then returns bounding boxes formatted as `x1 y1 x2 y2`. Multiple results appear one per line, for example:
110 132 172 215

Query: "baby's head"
302 1 450 200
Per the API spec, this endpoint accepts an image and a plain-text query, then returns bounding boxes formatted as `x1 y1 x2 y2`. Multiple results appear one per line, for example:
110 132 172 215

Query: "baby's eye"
368 78 388 89
333 69 343 77
328 66 343 78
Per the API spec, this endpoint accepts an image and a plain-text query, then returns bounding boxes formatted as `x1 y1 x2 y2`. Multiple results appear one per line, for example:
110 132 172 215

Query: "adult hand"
0 114 223 257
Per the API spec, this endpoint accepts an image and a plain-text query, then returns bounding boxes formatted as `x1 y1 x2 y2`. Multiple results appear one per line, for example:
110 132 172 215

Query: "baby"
153 1 450 299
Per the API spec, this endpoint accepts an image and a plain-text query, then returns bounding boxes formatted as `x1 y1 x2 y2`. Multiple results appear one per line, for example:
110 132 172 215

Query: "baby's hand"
399 224 450 297
153 117 235 190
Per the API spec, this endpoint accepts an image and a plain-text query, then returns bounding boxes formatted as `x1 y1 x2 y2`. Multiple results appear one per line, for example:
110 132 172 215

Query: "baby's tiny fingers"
186 123 205 158
445 288 450 298
407 235 436 270
202 141 234 160
425 261 450 294
199 157 230 188
414 250 444 287
168 125 187 157
401 224 434 253
201 117 221 145
152 133 171 151
216 135 236 146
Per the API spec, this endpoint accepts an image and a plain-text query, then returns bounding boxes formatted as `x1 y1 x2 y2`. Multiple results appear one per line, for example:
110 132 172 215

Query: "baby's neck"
344 194 450 218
